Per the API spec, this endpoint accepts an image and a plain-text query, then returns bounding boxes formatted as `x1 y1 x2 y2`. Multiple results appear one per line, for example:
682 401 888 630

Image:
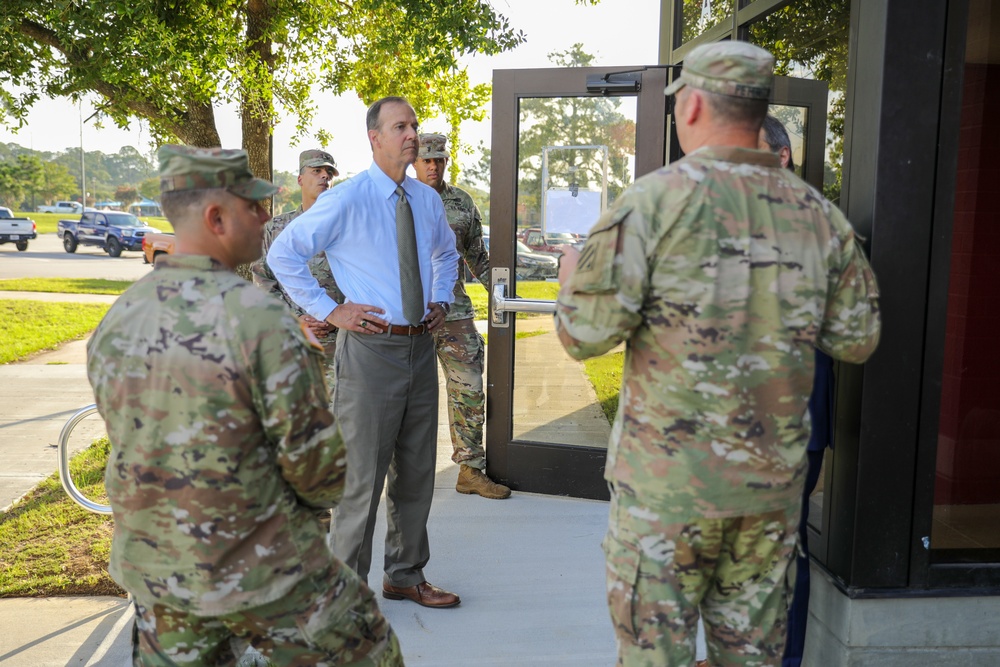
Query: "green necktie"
395 185 425 325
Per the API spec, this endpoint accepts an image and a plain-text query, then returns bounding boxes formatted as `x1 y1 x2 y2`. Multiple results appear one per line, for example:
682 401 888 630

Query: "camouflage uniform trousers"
604 489 799 666
313 336 337 527
320 335 337 396
130 560 402 666
432 317 486 470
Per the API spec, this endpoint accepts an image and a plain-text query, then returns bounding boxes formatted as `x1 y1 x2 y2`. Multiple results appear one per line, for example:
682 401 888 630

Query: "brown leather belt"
386 323 428 336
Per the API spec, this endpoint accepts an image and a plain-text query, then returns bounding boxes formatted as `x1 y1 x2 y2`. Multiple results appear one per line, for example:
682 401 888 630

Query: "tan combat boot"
456 465 511 499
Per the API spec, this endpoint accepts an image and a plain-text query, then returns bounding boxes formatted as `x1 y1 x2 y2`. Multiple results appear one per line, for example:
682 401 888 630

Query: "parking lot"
0 233 152 281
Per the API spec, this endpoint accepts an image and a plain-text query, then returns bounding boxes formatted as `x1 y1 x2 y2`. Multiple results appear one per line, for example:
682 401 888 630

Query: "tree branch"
17 18 219 146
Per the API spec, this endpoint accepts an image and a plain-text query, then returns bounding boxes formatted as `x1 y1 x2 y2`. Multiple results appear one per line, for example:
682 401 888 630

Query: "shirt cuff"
309 296 338 322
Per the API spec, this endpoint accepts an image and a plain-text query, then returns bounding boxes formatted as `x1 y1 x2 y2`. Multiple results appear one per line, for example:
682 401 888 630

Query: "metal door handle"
490 267 556 328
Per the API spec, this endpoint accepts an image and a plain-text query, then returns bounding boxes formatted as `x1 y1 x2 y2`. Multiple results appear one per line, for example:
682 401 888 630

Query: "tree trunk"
236 0 277 282
177 102 223 148
242 0 275 191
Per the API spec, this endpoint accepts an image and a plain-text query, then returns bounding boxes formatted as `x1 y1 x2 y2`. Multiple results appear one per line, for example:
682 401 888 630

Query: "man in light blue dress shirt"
268 96 462 609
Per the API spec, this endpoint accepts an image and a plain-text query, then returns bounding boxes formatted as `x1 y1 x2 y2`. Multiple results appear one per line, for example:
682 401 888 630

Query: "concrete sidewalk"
0 339 98 512
0 315 625 666
0 484 615 666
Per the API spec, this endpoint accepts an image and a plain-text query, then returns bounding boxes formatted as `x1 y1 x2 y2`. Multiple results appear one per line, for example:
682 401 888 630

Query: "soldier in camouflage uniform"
86 145 402 666
555 42 881 666
413 133 511 499
252 149 345 530
251 149 345 389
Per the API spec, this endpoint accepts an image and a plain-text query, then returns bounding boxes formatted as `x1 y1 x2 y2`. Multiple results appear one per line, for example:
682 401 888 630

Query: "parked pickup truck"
38 200 83 214
58 210 162 257
0 206 37 251
142 232 175 264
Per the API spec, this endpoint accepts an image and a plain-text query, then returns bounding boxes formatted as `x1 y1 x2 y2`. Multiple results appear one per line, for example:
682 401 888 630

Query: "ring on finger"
361 320 368 329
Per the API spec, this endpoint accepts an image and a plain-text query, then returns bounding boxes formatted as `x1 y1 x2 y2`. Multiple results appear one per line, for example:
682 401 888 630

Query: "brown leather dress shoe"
382 581 461 608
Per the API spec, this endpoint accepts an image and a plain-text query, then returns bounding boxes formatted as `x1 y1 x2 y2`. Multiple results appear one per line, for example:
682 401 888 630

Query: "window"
678 0 733 44
747 1 850 205
930 0 1000 565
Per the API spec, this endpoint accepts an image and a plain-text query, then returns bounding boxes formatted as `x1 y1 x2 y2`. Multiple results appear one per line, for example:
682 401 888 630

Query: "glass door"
485 65 667 499
485 65 827 500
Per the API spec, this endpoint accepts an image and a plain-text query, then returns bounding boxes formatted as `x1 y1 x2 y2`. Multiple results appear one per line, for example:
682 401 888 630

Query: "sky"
0 0 662 179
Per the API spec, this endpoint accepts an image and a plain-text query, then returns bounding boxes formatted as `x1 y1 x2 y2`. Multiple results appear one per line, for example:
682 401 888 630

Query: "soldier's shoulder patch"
298 319 325 352
571 204 632 293
591 202 634 235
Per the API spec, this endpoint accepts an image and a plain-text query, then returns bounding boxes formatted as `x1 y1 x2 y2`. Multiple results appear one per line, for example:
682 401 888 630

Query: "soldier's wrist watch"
435 301 451 314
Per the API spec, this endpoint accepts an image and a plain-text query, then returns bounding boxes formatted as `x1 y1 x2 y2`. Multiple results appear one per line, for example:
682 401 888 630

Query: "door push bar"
58 404 113 515
490 267 557 328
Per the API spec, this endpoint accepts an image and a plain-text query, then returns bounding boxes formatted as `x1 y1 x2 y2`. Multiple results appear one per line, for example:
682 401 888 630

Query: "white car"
38 201 83 214
471 235 558 281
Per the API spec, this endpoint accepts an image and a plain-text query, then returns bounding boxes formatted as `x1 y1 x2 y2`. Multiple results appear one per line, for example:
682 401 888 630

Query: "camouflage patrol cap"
664 41 774 100
158 145 279 201
418 133 449 160
299 149 339 176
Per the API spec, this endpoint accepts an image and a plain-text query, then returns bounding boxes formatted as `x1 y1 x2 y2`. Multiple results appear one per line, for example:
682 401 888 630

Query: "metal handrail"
58 403 113 515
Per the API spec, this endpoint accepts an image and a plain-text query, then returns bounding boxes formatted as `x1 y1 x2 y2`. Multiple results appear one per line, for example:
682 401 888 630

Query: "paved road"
0 233 152 281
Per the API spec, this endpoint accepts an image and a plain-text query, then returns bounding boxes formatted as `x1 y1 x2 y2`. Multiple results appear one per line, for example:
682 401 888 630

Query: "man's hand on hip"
327 303 388 335
426 302 447 331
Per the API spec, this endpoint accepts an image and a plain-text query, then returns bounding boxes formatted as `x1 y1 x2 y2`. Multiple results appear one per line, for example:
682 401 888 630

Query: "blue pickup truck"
58 211 161 257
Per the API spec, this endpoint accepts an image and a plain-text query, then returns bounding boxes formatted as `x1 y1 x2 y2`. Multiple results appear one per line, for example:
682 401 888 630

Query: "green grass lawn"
0 437 122 597
17 211 170 235
583 351 625 423
0 300 110 364
0 278 132 295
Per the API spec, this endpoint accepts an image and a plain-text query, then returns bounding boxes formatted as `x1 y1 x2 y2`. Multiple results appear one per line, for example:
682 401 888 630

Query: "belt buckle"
387 323 425 336
405 323 426 336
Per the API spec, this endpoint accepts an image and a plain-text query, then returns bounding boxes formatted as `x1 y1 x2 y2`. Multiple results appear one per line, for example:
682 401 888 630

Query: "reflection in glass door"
512 96 638 450
765 104 808 178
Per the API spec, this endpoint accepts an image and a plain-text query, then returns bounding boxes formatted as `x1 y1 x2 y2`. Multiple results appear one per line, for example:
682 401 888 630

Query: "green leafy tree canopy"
515 44 636 227
0 0 528 188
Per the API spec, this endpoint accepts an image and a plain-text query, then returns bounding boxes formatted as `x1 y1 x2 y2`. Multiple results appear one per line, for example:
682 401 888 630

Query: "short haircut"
160 189 226 227
761 114 796 172
701 89 768 132
366 96 411 132
299 164 335 176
